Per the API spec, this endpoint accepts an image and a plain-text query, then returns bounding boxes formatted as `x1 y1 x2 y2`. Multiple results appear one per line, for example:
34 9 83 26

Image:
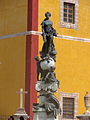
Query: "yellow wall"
39 0 90 114
0 0 27 115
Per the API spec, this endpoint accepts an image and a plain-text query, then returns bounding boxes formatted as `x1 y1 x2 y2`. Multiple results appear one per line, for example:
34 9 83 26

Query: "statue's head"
45 12 51 19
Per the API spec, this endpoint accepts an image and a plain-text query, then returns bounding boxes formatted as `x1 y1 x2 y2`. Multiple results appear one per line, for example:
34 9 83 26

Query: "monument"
13 88 29 120
77 92 90 120
33 12 61 120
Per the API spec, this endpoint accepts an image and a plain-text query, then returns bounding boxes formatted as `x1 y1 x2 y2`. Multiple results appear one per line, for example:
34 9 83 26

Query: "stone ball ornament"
40 57 55 70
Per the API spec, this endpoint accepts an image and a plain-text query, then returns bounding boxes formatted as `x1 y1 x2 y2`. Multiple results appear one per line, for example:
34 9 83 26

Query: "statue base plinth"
13 108 29 119
33 108 58 120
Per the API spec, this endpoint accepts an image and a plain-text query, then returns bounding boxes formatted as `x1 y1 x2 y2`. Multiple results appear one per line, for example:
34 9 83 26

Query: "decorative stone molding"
0 30 90 42
60 0 79 29
59 92 79 120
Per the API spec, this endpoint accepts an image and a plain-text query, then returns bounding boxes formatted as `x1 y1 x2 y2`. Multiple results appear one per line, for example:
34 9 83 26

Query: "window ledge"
60 21 78 29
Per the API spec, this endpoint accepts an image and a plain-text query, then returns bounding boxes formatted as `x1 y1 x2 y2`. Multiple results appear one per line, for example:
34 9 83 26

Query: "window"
60 0 79 29
59 92 79 120
63 2 75 24
63 97 74 119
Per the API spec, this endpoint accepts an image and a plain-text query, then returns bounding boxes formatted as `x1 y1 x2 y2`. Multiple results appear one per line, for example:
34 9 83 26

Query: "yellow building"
0 0 90 120
39 0 90 116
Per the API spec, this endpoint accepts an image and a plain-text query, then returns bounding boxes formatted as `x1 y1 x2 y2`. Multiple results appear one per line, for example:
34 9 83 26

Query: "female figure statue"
40 12 57 59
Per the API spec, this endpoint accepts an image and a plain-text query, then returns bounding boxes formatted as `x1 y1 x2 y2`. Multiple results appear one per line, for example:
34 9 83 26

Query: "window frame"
63 97 75 119
59 92 79 120
60 0 79 29
63 2 75 24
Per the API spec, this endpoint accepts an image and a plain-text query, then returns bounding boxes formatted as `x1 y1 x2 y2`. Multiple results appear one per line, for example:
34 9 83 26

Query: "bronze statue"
40 12 57 59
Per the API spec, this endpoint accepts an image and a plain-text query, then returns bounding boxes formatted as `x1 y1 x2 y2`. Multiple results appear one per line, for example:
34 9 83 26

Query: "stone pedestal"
33 108 56 120
77 111 90 120
13 108 29 120
77 92 90 120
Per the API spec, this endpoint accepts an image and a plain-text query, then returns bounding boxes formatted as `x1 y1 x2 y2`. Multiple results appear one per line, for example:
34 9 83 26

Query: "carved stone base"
33 108 57 120
13 108 29 119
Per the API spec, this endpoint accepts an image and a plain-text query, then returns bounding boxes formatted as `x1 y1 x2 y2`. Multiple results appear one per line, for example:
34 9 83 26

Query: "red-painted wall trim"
25 0 38 120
